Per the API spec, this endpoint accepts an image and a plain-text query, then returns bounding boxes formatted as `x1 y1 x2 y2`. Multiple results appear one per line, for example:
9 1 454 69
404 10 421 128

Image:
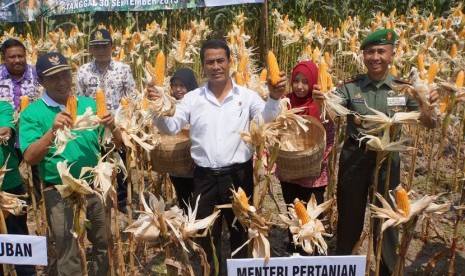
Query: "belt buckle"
211 169 221 176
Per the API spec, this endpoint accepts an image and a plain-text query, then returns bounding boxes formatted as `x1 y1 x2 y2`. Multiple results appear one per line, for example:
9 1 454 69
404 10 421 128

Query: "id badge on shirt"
387 97 406 106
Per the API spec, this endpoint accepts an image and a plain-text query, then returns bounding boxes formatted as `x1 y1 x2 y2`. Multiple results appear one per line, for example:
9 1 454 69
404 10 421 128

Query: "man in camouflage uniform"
313 29 438 275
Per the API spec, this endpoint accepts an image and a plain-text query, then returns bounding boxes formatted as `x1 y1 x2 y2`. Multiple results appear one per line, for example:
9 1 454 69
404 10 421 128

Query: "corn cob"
350 34 356 52
305 45 312 58
95 88 108 119
235 73 244 86
446 18 452 30
238 189 250 211
450 43 457 59
440 95 449 114
259 69 268 82
20 96 29 112
417 53 425 72
312 47 320 63
237 55 248 73
318 60 328 93
327 73 334 90
427 62 439 84
391 65 398 76
154 52 166 86
66 95 77 124
395 187 410 216
244 72 250 87
121 98 129 110
119 48 125 62
294 199 310 225
324 52 331 65
456 70 464 89
141 98 149 110
267 51 280 86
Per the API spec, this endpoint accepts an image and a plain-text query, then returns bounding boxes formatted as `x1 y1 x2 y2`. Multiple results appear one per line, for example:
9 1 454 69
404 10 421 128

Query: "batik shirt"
0 64 40 111
76 60 137 111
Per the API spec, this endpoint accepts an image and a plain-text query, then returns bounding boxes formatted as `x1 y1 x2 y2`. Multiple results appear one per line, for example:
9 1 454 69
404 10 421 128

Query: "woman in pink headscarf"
278 61 335 255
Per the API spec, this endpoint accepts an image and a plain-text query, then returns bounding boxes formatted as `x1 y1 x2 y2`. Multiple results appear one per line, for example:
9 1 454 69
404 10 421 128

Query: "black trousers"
169 175 194 213
336 139 399 276
280 182 326 255
192 160 253 276
0 185 36 276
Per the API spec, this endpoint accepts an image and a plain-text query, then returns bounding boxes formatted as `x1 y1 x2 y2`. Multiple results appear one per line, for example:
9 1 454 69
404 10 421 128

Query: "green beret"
360 29 397 50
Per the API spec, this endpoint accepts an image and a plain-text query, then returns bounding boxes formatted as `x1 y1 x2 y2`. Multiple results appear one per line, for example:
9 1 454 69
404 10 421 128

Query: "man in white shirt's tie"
149 40 286 274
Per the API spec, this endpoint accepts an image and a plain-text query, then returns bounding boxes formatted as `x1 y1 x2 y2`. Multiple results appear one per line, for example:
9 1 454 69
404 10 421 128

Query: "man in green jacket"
0 101 35 275
20 52 122 276
313 29 438 275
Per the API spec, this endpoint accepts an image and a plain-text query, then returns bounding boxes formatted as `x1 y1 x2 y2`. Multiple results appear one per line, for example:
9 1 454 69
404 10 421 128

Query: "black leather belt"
196 159 251 176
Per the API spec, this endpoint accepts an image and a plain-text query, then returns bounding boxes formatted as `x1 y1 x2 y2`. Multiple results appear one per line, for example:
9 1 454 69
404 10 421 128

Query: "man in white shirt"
76 29 136 209
148 40 286 274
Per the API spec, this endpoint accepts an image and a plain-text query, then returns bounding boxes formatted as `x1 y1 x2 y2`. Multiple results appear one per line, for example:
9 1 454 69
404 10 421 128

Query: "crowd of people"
0 27 438 276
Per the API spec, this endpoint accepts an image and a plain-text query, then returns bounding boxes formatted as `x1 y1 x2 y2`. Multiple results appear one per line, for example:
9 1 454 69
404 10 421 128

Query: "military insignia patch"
49 55 60 66
95 31 103 40
387 90 396 97
387 32 393 40
352 93 365 104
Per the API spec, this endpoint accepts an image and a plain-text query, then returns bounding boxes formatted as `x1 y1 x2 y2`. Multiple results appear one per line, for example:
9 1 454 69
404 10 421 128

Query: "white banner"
0 234 47 266
227 255 366 276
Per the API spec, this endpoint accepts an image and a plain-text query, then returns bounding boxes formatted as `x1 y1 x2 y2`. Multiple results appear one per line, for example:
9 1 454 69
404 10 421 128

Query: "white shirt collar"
41 92 67 111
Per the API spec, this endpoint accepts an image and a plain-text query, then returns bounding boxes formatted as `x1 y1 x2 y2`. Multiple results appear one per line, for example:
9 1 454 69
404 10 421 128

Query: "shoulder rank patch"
394 77 412 85
344 74 363 84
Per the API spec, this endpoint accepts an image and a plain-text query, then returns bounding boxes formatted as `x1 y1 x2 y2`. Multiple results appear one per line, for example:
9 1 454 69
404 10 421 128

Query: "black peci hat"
89 29 112 46
36 52 71 77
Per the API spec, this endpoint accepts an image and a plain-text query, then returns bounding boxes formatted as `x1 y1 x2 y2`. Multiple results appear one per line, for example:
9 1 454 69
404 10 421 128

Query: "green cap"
360 29 397 50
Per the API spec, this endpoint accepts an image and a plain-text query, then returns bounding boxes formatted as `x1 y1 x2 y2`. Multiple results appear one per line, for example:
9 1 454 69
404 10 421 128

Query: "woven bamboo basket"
276 116 326 181
151 128 194 174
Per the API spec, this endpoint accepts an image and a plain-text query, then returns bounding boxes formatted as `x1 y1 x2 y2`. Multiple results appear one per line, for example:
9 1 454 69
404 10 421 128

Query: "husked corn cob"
440 95 449 114
239 189 250 210
95 88 108 119
312 47 320 63
391 65 398 76
20 96 29 112
456 70 464 89
141 98 149 110
427 62 439 84
237 55 248 73
267 51 280 86
318 60 328 93
121 98 129 110
395 187 410 216
294 199 310 225
154 52 166 86
259 69 268 82
417 54 425 72
327 73 334 90
235 73 245 86
119 48 125 62
450 44 457 59
66 95 77 124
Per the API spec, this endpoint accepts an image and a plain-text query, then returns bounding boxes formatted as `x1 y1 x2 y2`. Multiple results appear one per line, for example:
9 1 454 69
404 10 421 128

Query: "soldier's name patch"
352 99 365 104
387 97 406 106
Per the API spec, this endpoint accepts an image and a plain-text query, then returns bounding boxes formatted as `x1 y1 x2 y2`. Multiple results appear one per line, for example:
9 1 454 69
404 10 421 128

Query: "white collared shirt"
76 60 136 111
42 91 66 110
154 81 281 168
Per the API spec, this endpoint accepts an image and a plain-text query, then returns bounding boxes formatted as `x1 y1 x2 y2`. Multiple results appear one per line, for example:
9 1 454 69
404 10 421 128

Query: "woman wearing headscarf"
278 61 335 255
169 68 198 211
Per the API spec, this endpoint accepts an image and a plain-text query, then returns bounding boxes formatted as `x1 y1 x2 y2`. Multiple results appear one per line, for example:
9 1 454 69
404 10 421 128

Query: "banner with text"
227 255 366 276
0 234 47 265
0 0 263 22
